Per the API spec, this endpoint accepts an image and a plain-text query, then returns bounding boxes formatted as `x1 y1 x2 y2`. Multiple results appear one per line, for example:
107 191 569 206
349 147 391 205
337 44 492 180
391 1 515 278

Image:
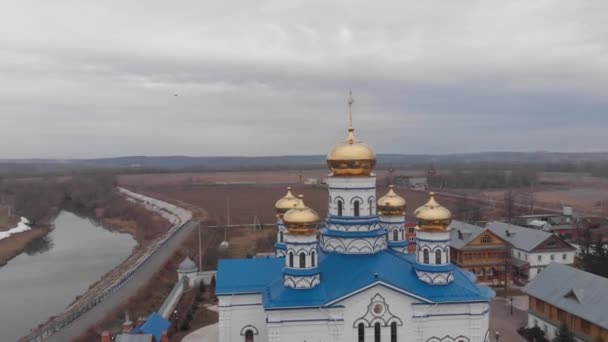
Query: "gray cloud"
1 0 607 158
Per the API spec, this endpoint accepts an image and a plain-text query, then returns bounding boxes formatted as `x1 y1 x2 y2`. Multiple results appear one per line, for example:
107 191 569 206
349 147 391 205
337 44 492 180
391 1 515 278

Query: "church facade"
216 107 494 342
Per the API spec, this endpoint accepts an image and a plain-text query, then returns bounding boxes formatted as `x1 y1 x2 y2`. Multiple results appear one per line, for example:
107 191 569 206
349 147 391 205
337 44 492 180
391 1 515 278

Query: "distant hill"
3 152 608 172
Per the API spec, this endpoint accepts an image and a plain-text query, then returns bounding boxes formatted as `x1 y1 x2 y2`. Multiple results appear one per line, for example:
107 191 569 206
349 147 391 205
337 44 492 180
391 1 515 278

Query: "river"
0 210 137 341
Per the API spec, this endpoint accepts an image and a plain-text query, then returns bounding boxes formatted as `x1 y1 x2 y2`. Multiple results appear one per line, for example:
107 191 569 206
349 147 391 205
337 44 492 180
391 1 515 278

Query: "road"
44 220 198 342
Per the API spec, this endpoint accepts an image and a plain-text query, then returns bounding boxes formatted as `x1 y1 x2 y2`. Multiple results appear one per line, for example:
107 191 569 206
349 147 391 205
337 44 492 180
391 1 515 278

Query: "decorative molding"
415 270 454 285
425 335 470 342
239 325 259 336
283 274 321 289
322 235 387 254
352 293 403 328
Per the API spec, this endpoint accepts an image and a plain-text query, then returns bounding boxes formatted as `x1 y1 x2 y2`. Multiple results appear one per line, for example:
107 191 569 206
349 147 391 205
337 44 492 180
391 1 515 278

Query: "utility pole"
198 222 202 272
503 243 510 299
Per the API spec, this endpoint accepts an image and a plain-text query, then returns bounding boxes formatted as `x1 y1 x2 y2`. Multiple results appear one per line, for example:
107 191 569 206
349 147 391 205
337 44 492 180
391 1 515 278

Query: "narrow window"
337 200 343 216
354 201 360 216
435 249 442 264
369 198 374 215
288 252 294 267
393 229 399 241
279 231 284 243
423 249 429 264
299 252 306 268
358 323 365 342
311 251 316 267
390 322 397 342
374 322 381 342
245 330 254 342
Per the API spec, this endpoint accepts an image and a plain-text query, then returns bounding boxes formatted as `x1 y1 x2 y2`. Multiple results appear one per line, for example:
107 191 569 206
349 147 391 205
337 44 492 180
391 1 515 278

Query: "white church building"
216 102 494 342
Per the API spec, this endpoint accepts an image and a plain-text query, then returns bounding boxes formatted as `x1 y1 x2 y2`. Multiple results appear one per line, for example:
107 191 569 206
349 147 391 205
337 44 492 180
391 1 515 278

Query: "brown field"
117 168 427 188
128 181 478 228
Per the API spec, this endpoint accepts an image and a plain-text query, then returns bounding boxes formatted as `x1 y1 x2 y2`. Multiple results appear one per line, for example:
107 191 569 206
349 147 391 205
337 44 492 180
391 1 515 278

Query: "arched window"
390 322 397 342
337 200 343 216
435 249 442 264
374 322 381 342
423 249 429 264
393 229 399 241
369 198 374 215
358 323 365 342
401 228 405 240
299 252 306 268
245 330 254 342
288 252 294 267
311 251 316 267
279 231 284 243
354 201 360 217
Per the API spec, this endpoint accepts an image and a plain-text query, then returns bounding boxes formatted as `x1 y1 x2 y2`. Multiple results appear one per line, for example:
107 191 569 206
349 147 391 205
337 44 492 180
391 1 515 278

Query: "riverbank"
0 224 51 267
0 211 137 341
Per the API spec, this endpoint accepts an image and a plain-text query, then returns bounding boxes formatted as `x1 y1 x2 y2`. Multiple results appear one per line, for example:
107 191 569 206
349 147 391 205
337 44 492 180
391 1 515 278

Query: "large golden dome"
327 127 376 176
275 187 299 217
377 185 406 216
415 192 451 230
282 195 321 235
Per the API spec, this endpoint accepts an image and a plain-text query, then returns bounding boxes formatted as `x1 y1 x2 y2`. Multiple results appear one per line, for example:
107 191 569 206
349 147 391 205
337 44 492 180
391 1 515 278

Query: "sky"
1 0 608 158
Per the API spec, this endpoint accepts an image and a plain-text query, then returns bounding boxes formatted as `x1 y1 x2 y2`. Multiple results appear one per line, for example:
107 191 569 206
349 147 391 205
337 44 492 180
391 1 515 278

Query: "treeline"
0 175 170 242
428 167 538 189
1 175 116 225
578 228 608 278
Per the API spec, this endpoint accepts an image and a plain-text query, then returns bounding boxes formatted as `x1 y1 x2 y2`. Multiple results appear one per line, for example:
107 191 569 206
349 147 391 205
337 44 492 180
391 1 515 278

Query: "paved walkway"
45 220 198 342
490 297 528 342
182 305 218 342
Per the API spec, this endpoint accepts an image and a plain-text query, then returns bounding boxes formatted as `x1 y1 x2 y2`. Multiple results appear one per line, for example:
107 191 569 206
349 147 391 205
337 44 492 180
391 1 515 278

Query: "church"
216 101 494 342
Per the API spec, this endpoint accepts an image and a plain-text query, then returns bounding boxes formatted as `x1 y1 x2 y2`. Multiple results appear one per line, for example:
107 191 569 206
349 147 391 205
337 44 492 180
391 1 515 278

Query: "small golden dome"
283 195 321 235
377 185 406 216
415 192 451 230
327 127 376 176
275 187 299 217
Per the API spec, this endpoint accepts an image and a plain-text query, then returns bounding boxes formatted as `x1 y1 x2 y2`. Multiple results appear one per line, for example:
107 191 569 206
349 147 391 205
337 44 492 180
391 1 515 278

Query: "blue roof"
217 256 284 294
216 250 494 309
138 312 170 342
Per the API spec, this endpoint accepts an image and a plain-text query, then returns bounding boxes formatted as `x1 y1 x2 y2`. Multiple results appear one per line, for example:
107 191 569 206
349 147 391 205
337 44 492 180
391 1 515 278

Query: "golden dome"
282 195 321 235
377 185 406 216
414 192 451 230
327 127 376 176
275 187 299 217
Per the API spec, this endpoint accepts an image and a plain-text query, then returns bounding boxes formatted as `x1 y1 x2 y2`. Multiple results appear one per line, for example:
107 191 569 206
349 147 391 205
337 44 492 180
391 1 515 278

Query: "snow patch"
0 217 32 240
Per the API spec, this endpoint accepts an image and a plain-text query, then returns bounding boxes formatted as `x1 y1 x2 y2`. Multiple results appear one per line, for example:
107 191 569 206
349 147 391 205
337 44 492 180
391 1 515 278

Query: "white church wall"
326 176 377 217
338 284 419 342
218 294 266 342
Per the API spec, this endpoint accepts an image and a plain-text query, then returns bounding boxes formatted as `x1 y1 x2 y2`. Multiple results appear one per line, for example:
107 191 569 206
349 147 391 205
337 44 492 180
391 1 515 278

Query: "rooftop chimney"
122 312 133 333
101 331 111 342
136 316 146 327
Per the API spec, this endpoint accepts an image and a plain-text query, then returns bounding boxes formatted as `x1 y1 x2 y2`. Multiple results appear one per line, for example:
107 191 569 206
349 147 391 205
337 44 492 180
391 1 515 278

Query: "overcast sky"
1 1 607 158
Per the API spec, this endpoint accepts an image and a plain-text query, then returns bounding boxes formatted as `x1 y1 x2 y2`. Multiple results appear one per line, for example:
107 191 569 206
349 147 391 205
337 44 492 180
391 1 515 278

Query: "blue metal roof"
138 312 170 342
217 250 494 309
387 241 409 247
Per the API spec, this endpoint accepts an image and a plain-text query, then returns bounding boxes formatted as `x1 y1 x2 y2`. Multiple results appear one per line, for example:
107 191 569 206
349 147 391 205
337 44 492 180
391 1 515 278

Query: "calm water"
0 211 136 341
